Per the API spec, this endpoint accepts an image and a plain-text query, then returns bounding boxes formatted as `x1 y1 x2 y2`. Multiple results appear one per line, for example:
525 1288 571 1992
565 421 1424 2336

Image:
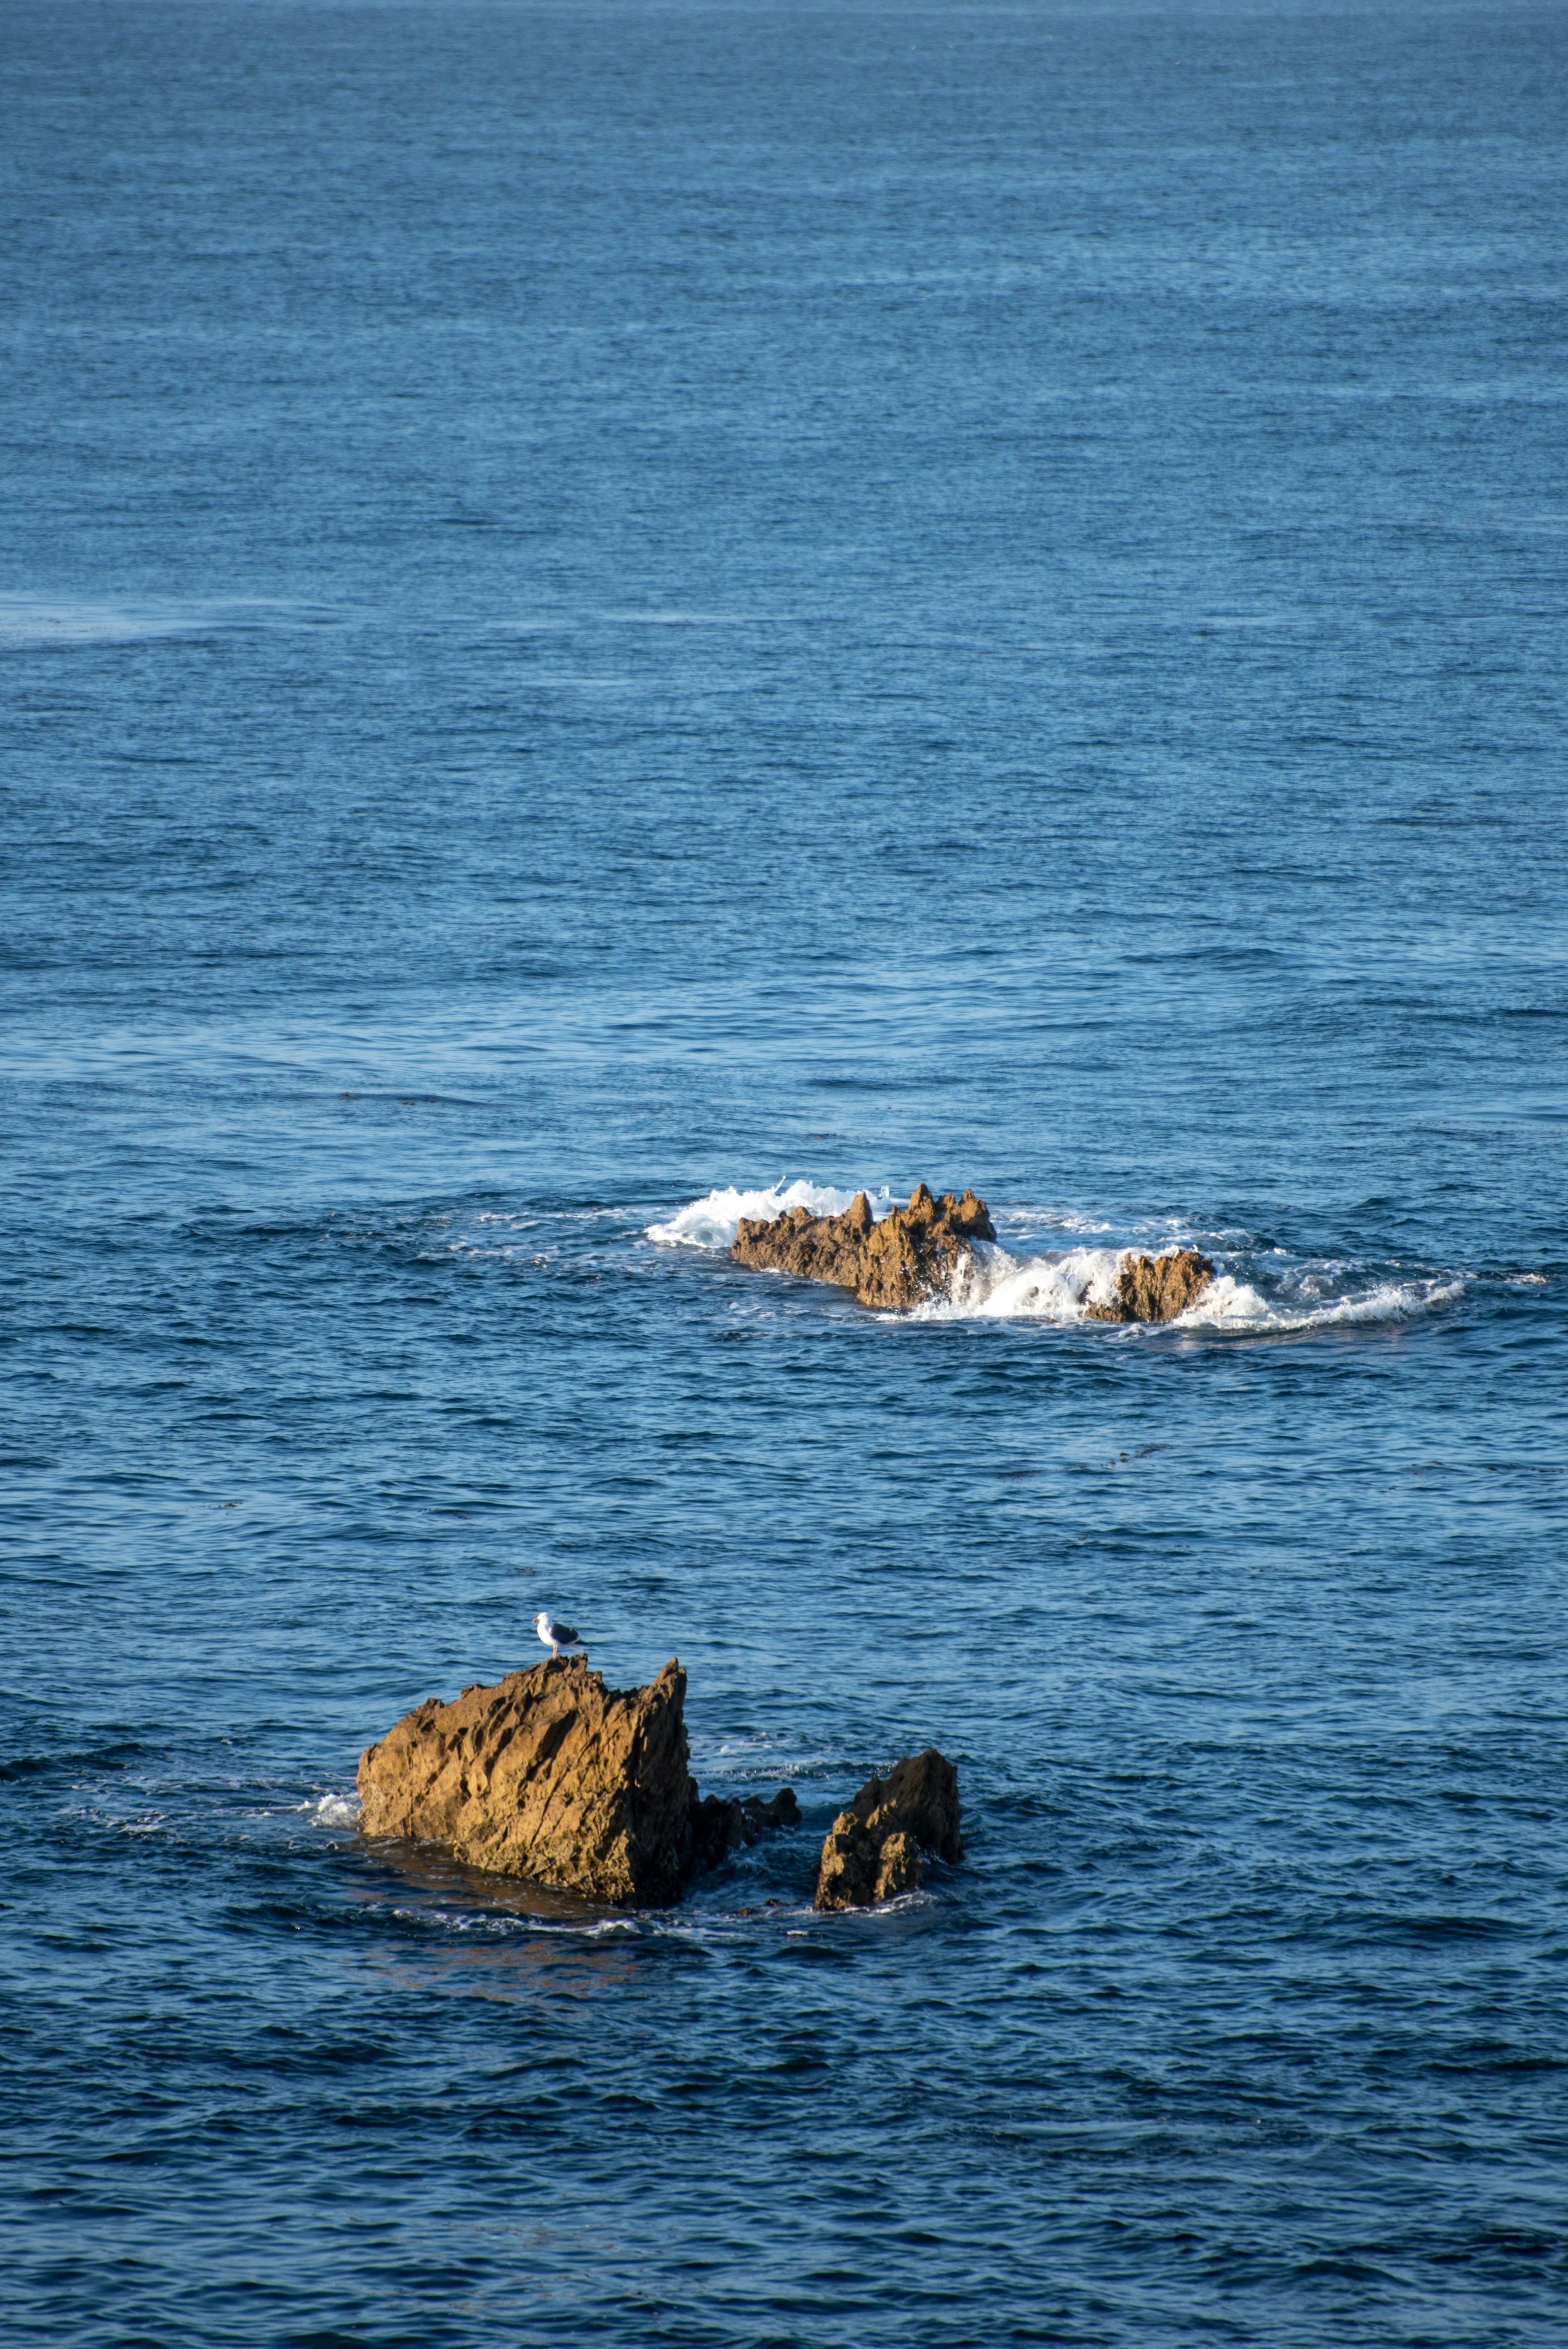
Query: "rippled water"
4 2 1567 2341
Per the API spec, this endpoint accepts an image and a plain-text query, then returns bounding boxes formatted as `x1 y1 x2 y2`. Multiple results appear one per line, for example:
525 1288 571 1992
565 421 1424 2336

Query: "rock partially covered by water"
814 1748 963 1910
358 1656 795 1906
1085 1247 1214 1323
733 1183 996 1310
690 1786 801 1875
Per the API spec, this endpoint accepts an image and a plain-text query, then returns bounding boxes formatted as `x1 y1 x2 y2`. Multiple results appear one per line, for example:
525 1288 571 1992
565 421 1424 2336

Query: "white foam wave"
915 1243 1126 1322
1181 1272 1465 1334
307 1792 361 1827
385 1904 636 1939
921 1248 1461 1333
648 1180 892 1252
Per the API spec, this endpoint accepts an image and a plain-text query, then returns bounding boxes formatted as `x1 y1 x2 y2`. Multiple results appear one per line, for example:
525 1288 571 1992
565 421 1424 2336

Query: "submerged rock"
733 1183 996 1311
357 1655 794 1907
689 1786 801 1876
814 1748 962 1911
1085 1247 1214 1323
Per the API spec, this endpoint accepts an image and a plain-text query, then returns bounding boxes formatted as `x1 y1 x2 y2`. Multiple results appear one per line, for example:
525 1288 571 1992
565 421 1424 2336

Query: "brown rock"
358 1656 693 1904
814 1748 963 1911
733 1183 996 1311
357 1656 799 1905
1085 1247 1214 1323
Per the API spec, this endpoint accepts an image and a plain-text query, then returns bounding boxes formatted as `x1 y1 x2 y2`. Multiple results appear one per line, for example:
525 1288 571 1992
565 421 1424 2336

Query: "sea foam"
0 594 289 646
920 1249 1461 1333
306 1792 361 1827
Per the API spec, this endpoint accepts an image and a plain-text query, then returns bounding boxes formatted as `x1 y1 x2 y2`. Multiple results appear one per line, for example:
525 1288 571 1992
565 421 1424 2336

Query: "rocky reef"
1085 1246 1214 1323
814 1748 963 1910
357 1655 795 1907
733 1182 996 1310
729 1184 1213 1323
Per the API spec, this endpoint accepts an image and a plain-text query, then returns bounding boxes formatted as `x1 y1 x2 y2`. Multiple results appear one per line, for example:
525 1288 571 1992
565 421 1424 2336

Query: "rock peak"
815 1749 962 1909
357 1654 797 1906
733 1183 996 1310
357 1653 692 1904
1085 1247 1214 1323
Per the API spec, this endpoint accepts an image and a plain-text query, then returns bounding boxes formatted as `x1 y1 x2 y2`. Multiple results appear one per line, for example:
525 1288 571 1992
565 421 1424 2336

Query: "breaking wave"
650 1185 1464 1335
923 1245 1463 1333
305 1792 361 1827
648 1179 893 1251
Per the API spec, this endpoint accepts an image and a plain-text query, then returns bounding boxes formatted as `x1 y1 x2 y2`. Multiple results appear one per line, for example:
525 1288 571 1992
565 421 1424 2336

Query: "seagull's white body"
534 1609 585 1660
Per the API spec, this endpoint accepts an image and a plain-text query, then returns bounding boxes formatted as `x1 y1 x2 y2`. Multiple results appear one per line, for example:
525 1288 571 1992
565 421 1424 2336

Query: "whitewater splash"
649 1184 1463 1334
924 1245 1462 1333
306 1793 361 1828
647 1179 894 1252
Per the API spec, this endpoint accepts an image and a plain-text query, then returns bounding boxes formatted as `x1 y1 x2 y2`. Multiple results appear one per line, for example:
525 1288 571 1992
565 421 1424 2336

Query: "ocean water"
4 1 1567 2341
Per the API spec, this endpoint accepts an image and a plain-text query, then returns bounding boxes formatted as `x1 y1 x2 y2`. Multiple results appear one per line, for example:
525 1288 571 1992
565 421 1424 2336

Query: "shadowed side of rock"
815 1748 962 1910
1085 1247 1214 1323
733 1183 996 1310
689 1786 801 1876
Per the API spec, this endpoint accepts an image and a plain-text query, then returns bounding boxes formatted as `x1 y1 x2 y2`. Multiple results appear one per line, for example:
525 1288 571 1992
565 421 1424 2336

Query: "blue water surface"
3 2 1567 2342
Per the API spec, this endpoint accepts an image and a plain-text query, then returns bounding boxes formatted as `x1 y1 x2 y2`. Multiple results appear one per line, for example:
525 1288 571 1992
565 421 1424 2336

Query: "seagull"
533 1609 586 1660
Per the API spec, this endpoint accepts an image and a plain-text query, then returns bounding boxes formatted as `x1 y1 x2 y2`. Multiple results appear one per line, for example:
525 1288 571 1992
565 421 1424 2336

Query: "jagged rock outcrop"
733 1183 996 1310
1085 1247 1214 1323
814 1748 962 1910
357 1655 794 1907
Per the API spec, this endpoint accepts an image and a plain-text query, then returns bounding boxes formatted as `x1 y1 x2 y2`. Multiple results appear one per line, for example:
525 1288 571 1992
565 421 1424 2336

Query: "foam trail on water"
648 1180 892 1251
1180 1272 1465 1334
0 594 292 646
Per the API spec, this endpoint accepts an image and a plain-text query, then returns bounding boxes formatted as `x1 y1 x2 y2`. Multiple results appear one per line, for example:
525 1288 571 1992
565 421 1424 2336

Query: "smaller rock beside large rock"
1085 1247 1214 1323
733 1183 996 1311
814 1748 962 1910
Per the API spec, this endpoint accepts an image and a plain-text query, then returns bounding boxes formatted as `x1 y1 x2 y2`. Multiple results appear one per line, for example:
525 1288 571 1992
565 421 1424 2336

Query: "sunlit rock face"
814 1749 963 1910
1084 1247 1214 1323
733 1183 996 1310
358 1656 800 1906
358 1656 697 1905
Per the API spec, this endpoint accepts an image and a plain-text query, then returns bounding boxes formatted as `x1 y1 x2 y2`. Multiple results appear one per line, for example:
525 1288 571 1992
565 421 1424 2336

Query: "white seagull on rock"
533 1609 586 1661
